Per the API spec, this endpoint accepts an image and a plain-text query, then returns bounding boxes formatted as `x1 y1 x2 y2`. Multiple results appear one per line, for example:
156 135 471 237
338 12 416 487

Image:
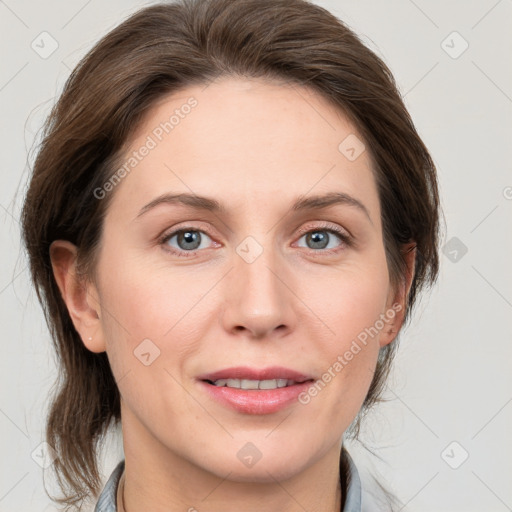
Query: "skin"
51 77 415 512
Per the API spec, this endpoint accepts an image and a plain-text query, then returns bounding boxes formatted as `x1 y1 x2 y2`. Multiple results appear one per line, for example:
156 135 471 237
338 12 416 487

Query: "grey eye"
167 230 211 251
297 230 342 250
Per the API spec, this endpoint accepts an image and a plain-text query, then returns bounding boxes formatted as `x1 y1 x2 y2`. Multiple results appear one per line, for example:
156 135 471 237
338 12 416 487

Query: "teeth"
212 378 298 390
227 378 239 388
241 379 259 389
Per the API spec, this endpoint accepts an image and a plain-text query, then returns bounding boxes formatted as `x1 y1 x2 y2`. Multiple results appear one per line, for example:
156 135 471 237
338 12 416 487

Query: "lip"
197 366 316 415
197 366 314 383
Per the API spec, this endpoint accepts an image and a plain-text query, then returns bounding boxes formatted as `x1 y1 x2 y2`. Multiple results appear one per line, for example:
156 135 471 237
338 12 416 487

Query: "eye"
160 228 215 257
158 222 351 258
295 223 351 254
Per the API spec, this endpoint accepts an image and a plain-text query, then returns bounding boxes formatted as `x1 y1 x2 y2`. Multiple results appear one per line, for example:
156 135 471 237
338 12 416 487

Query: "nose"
221 243 296 340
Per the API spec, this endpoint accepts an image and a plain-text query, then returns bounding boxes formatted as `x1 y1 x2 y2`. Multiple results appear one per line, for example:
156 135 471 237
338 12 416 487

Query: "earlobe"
49 240 106 353
379 243 417 348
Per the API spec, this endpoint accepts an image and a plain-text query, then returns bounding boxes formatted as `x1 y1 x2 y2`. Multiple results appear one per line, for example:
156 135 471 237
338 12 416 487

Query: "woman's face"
86 77 405 482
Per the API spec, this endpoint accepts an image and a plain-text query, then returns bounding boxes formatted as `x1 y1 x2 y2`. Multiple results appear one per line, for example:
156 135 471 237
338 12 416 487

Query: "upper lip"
198 366 315 383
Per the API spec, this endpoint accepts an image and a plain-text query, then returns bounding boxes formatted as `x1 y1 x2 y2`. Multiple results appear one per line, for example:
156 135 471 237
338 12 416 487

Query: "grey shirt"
94 451 365 512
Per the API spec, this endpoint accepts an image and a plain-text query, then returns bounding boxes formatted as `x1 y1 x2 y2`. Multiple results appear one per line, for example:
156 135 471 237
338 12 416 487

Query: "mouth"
197 366 316 414
203 378 311 390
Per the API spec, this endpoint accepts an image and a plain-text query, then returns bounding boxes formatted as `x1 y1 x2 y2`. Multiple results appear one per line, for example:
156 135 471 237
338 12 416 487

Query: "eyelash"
158 222 352 258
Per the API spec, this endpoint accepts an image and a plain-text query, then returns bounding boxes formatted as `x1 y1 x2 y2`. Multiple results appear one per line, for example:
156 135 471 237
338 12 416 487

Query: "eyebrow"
135 191 372 223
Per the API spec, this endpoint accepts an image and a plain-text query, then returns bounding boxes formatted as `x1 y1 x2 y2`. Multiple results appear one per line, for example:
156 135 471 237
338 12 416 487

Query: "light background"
1 0 511 511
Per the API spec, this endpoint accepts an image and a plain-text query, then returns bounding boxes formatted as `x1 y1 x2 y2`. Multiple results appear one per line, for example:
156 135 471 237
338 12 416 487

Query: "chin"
214 460 306 484
194 442 320 483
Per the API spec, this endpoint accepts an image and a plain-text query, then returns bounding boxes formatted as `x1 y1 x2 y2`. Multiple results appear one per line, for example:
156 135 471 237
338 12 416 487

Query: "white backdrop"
1 1 511 511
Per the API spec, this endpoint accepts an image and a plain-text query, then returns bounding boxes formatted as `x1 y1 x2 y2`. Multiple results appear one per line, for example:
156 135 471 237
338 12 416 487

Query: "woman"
21 0 440 510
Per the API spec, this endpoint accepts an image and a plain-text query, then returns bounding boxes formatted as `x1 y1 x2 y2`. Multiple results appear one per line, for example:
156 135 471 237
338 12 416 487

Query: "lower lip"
198 380 315 415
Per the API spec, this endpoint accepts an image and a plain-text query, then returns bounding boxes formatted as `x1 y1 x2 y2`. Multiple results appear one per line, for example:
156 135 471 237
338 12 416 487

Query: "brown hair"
21 0 440 508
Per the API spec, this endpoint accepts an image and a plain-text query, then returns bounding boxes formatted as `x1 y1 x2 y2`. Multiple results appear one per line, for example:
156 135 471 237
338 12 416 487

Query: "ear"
49 240 106 353
379 242 416 348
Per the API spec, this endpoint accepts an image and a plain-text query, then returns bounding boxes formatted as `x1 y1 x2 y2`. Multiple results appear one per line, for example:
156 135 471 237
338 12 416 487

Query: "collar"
342 448 363 511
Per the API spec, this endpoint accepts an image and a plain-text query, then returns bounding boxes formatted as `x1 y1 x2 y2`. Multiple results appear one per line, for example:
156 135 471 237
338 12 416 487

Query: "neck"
118 407 344 512
118 470 340 512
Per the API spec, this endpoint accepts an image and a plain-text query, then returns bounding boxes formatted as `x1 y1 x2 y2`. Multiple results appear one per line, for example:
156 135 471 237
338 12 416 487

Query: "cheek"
98 253 211 339
296 258 390 416
96 253 219 390
301 258 390 345
97 260 205 421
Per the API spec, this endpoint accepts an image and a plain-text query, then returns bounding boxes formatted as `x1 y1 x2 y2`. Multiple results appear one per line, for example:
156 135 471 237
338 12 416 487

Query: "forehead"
107 76 379 219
